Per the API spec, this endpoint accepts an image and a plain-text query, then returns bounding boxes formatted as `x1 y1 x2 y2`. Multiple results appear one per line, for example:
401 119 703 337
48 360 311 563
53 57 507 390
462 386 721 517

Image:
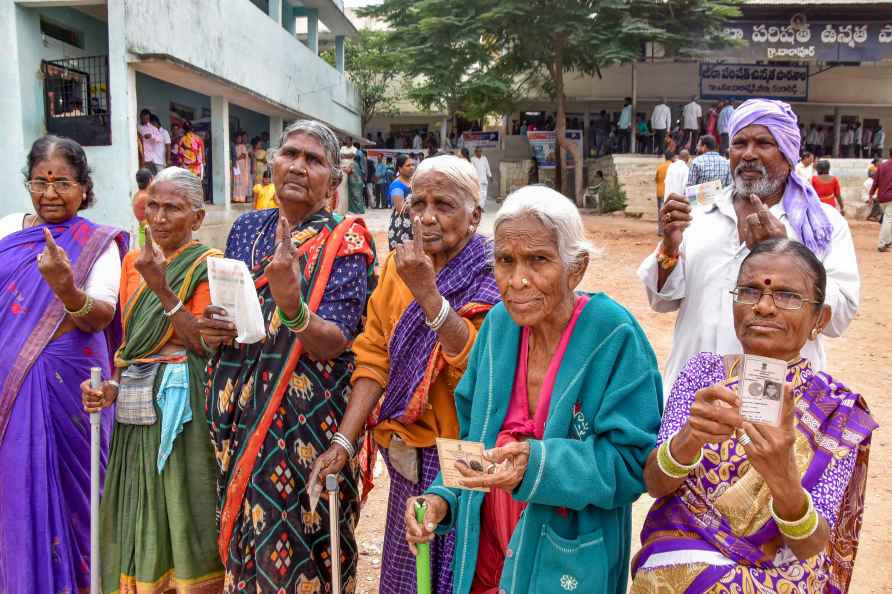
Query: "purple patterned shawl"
0 216 126 441
729 99 833 255
633 359 878 594
376 233 500 424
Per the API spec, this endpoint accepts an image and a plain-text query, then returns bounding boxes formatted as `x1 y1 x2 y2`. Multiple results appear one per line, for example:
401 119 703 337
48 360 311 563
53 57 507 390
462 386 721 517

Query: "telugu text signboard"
721 22 892 63
700 63 809 101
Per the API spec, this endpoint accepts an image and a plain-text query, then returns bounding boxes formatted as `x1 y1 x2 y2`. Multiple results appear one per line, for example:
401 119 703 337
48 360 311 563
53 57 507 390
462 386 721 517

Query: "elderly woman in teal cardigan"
405 185 664 594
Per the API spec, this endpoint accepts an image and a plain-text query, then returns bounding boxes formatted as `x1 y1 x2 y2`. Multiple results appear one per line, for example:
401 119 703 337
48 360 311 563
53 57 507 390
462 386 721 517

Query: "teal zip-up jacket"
426 294 663 594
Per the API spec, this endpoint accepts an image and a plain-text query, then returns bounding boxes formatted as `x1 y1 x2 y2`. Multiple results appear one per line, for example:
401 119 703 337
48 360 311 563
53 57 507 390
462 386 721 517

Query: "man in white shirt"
639 98 859 397
137 109 164 174
663 149 691 202
842 125 855 158
618 97 633 153
794 152 815 186
149 114 171 169
682 97 702 152
471 146 492 210
651 99 672 154
412 131 423 150
853 122 863 158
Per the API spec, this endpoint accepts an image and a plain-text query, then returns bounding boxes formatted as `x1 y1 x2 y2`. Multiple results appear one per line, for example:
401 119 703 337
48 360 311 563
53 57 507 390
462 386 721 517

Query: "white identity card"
435 438 490 493
207 257 266 344
685 179 723 209
739 354 786 426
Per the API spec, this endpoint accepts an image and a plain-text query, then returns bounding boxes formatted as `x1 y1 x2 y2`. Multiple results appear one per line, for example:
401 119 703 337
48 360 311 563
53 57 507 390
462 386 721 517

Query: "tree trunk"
551 37 584 205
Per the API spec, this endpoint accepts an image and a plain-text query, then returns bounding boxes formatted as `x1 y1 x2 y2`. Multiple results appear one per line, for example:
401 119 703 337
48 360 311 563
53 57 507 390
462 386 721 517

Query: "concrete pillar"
211 96 231 206
270 116 284 146
105 0 141 234
0 2 32 216
268 0 282 24
307 9 319 55
583 109 591 157
335 35 346 73
833 107 842 158
283 4 295 35
630 62 637 154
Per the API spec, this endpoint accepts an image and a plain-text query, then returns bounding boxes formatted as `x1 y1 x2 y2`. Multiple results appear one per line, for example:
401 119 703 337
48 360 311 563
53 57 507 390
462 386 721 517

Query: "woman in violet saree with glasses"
0 135 127 593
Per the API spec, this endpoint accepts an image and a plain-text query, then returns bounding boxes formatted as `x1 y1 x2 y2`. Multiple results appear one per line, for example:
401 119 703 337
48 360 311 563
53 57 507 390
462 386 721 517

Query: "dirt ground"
354 215 891 594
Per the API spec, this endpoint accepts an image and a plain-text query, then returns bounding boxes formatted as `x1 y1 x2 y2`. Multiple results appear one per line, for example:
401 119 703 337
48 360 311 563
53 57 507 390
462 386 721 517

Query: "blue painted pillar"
283 4 295 35
307 9 319 55
268 0 282 24
335 35 346 73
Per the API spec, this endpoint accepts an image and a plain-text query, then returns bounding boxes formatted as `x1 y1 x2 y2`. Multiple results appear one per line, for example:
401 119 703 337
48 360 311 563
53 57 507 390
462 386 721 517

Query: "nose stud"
521 278 529 287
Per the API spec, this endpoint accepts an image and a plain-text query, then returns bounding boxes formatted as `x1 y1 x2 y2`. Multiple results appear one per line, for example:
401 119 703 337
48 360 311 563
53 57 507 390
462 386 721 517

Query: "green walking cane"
414 498 432 594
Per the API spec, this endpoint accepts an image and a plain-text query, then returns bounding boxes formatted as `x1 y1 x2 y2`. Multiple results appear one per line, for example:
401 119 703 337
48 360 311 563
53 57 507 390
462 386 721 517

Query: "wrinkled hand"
457 440 530 492
404 494 449 555
197 305 237 350
265 215 303 315
37 228 75 295
81 378 118 413
679 384 743 450
659 195 692 255
743 194 787 249
134 227 168 293
309 445 350 488
741 383 798 487
394 217 438 302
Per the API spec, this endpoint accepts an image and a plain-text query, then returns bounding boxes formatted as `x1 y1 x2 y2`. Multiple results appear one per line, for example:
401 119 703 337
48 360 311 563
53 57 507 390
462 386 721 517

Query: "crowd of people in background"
2 97 883 594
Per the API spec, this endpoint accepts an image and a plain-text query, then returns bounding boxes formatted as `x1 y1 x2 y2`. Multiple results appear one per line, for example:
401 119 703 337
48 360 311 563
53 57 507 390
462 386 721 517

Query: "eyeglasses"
730 286 821 310
25 180 80 194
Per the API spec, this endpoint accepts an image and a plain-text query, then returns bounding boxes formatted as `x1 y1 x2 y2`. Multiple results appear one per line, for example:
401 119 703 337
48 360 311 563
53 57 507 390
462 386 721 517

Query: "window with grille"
42 56 111 146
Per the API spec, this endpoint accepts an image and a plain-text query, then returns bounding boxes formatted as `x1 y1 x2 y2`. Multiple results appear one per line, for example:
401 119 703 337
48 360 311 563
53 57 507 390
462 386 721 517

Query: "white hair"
494 185 594 265
412 154 481 210
150 166 204 210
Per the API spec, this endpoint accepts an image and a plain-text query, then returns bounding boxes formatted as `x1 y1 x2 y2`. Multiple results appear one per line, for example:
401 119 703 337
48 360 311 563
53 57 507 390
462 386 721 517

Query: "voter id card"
738 354 786 426
684 179 723 209
435 438 489 492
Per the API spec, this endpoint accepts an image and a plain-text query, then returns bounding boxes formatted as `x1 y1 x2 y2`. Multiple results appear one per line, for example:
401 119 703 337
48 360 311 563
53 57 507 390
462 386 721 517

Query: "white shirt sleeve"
637 239 687 313
82 240 122 306
817 206 860 338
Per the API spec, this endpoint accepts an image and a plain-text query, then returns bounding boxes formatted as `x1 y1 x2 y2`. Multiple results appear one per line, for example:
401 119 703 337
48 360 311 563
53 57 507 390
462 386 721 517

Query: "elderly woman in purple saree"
631 239 876 594
0 136 127 593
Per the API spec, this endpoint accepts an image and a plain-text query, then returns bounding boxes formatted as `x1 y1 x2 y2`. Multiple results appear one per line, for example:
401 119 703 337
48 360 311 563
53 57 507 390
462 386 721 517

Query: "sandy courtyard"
351 212 890 594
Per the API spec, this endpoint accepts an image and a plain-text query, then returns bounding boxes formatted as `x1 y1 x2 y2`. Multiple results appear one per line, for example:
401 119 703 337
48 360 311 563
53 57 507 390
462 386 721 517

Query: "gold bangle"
771 491 820 540
657 431 702 479
65 294 94 318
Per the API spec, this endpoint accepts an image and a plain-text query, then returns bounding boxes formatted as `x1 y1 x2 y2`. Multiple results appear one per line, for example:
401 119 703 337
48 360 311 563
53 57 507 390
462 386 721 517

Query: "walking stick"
89 367 102 594
326 474 341 594
414 498 432 594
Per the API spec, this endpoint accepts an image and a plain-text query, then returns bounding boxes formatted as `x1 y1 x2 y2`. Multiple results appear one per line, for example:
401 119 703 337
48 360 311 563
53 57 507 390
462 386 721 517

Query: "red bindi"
764 278 772 286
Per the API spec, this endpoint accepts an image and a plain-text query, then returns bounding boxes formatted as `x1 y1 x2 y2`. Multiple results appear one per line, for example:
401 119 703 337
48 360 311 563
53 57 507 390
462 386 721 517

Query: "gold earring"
810 328 820 340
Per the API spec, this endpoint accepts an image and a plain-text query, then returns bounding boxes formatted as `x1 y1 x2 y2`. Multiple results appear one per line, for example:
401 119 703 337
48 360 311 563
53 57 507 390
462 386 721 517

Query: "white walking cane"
89 367 102 594
326 474 341 594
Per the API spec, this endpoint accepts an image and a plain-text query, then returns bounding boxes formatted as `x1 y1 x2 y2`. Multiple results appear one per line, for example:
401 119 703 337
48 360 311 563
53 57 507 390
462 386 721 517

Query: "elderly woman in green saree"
82 166 224 593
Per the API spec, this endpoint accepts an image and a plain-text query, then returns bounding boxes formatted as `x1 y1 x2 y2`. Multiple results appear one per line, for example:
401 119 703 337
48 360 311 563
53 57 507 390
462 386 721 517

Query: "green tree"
322 29 401 134
356 2 519 131
362 0 740 204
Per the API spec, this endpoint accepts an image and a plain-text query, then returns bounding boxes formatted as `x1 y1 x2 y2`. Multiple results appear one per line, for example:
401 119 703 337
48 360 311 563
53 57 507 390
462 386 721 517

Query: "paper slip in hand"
435 438 489 493
738 354 786 426
207 257 266 344
685 179 723 209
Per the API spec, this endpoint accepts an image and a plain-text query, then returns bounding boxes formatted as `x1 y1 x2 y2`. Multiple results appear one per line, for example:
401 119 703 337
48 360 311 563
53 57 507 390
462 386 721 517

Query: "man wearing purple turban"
638 98 860 396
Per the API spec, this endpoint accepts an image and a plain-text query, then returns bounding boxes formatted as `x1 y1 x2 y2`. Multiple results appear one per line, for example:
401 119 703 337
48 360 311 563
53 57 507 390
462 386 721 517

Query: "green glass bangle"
277 301 309 331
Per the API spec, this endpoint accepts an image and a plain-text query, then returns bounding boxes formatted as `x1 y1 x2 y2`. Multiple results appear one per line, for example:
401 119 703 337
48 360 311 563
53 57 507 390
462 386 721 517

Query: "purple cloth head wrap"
728 99 833 255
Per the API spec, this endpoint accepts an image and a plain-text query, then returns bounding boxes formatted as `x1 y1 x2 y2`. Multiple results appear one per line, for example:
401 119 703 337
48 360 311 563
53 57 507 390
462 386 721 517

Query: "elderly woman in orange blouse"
311 155 499 594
